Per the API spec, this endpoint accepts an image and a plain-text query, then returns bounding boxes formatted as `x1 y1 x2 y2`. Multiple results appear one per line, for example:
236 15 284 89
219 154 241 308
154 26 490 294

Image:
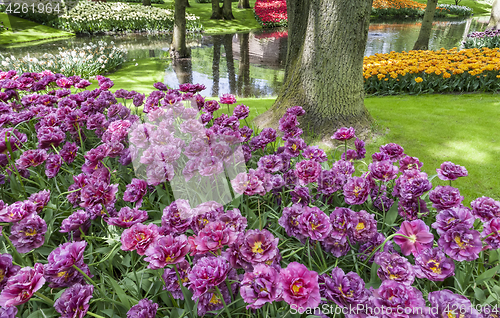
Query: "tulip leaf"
108 275 131 309
476 265 500 285
384 200 399 226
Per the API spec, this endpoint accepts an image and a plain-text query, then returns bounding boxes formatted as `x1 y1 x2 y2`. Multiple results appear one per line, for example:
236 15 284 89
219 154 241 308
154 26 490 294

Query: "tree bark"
237 33 250 97
223 34 237 94
238 0 250 9
142 0 151 6
222 0 234 20
212 35 222 97
211 0 223 19
413 0 438 50
172 58 193 85
254 0 373 140
171 0 191 58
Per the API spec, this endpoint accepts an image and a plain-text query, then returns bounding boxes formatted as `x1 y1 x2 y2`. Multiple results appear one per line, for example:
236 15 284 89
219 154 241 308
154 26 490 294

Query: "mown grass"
156 0 261 34
0 12 73 46
415 0 492 16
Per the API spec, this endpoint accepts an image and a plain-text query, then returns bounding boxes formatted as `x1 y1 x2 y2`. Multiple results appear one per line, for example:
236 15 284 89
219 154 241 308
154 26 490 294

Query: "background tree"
237 33 251 97
170 0 190 58
413 0 439 50
255 0 373 138
238 0 250 9
211 0 234 20
223 34 236 94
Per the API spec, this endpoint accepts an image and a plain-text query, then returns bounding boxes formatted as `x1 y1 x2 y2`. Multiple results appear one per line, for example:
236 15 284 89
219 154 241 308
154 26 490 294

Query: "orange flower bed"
372 0 427 10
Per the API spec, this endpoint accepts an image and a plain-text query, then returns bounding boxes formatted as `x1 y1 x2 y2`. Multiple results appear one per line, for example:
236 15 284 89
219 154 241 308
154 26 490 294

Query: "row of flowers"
0 41 127 78
363 47 500 94
464 28 500 49
0 69 499 317
6 0 202 34
254 0 472 29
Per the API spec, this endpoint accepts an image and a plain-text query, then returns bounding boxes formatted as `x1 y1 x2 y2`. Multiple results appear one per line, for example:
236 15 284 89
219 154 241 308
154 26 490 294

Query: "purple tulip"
399 155 423 172
432 205 475 236
438 225 482 261
379 143 405 162
189 221 237 255
397 197 429 221
375 252 415 285
0 263 45 307
437 161 468 181
343 176 371 205
37 126 65 149
369 160 399 182
471 196 500 222
160 200 193 235
240 264 282 309
0 307 17 318
257 155 283 173
45 241 92 288
123 178 148 207
290 186 311 206
394 220 434 256
60 210 91 241
106 207 148 228
60 142 79 164
16 149 48 169
54 284 94 318
187 256 230 299
303 146 328 163
28 189 51 213
45 153 62 178
279 262 321 312
358 232 395 262
428 289 480 318
121 223 160 256
414 247 455 281
331 127 355 141
10 214 47 253
429 185 464 211
196 284 231 317
278 204 306 242
296 206 331 242
144 234 190 269
482 217 500 249
323 267 369 307
371 280 426 314
295 160 321 185
0 200 36 223
238 229 279 266
162 260 191 300
395 169 432 200
0 254 20 289
348 210 377 243
127 298 159 318
317 170 342 195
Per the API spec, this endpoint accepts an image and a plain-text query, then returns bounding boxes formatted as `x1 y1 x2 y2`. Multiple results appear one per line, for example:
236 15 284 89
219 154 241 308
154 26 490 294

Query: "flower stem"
215 285 232 318
34 292 54 305
71 264 123 308
86 312 107 318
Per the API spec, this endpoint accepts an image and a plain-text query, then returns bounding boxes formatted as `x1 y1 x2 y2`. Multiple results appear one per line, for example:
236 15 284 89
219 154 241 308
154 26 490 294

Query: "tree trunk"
413 0 438 50
223 34 237 94
172 58 193 85
237 33 250 97
186 0 190 7
254 0 373 140
238 0 250 9
222 0 234 20
211 0 223 19
142 0 151 6
171 0 191 58
212 35 222 97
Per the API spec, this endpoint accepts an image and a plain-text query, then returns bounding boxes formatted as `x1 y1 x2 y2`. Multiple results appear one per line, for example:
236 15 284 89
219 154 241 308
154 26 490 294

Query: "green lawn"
415 0 492 16
156 0 261 34
0 13 73 46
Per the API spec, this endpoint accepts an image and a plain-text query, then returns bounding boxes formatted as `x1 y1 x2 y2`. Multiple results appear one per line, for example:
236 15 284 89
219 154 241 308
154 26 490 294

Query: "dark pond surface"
0 17 489 97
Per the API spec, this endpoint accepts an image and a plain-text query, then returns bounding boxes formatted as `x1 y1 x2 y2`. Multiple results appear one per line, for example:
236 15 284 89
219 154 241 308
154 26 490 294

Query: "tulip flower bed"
0 41 127 78
254 0 287 28
7 0 202 34
1 70 500 318
464 29 500 49
364 47 500 94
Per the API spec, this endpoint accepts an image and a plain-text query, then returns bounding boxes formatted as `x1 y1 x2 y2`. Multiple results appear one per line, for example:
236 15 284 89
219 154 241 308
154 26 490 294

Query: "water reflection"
0 17 489 97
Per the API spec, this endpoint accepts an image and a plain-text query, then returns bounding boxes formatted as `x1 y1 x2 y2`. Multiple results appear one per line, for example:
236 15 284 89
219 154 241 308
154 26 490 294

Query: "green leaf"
476 265 500 285
107 276 131 309
474 287 487 303
384 200 399 225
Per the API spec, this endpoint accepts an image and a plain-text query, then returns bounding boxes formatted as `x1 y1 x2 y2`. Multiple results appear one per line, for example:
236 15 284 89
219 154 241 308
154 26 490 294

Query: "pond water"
0 17 489 97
